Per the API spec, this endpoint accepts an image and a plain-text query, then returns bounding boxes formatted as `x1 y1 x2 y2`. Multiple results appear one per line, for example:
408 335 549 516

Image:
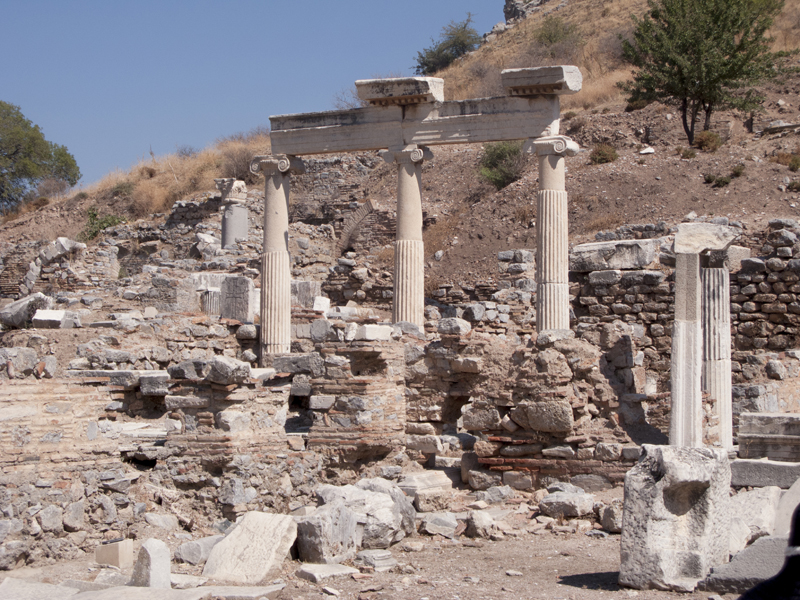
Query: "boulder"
465 510 495 538
419 512 458 538
509 401 573 433
600 500 623 533
619 445 730 592
437 318 471 335
570 239 661 272
203 512 297 584
168 359 210 380
175 535 224 565
206 355 250 385
0 293 54 328
130 538 171 588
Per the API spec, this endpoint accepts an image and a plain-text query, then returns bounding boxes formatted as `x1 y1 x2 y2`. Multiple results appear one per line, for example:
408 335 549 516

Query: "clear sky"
3 1 504 186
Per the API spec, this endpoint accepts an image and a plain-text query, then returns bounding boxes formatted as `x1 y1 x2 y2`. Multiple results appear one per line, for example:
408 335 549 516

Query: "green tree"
620 0 794 145
0 101 81 210
414 14 482 76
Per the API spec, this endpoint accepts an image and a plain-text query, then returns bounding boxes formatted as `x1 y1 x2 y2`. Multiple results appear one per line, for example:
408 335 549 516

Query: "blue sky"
3 1 503 185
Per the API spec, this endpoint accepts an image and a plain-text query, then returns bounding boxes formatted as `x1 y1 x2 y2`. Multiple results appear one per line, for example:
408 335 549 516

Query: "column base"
261 250 291 359
393 239 424 329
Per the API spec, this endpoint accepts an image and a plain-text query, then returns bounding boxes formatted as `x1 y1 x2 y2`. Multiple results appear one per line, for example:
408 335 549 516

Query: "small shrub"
535 15 580 46
788 181 800 192
562 111 578 121
479 141 526 190
703 173 717 184
637 157 647 165
220 142 260 185
713 176 731 188
111 181 135 197
694 131 722 152
791 156 800 172
515 205 534 226
73 191 89 201
78 207 125 242
731 163 746 178
415 14 481 75
625 98 651 112
139 165 157 178
566 117 586 135
176 145 198 158
681 148 697 159
589 144 618 165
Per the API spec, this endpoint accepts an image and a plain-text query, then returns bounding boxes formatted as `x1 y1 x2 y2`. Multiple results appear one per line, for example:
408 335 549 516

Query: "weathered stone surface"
468 470 503 490
130 538 171 588
775 477 800 537
730 486 782 542
509 401 573 432
619 445 731 592
466 510 496 538
95 538 133 569
405 434 443 454
139 372 170 396
414 488 450 513
174 535 224 565
437 317 472 335
295 500 361 564
419 512 458 538
731 458 800 488
296 562 359 583
38 505 63 532
354 549 397 572
63 500 84 532
0 293 54 328
461 407 501 431
0 347 38 378
168 359 210 380
539 492 595 518
202 512 297 584
570 239 661 272
673 223 738 254
144 513 179 531
475 485 515 505
600 500 623 533
31 309 80 329
0 578 79 599
702 536 786 594
205 355 250 385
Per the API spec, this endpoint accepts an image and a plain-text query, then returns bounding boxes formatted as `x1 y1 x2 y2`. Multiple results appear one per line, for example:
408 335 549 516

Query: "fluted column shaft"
670 252 703 447
530 137 578 332
251 155 305 360
383 146 430 329
702 267 733 449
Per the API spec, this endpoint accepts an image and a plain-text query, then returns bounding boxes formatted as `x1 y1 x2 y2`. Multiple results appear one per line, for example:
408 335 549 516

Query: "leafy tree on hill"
414 14 482 76
619 0 795 145
0 100 81 211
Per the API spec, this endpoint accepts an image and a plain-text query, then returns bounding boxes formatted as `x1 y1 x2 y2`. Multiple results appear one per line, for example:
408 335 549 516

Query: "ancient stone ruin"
1 65 799 597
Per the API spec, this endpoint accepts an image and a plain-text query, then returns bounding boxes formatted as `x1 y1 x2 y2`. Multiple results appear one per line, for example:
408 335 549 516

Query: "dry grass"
582 212 624 234
437 0 800 112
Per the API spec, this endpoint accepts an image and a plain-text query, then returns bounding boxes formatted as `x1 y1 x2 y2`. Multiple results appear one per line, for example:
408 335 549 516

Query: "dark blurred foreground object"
739 504 800 599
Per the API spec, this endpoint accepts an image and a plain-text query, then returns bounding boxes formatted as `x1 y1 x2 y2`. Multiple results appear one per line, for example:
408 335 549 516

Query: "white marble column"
382 145 432 329
250 155 305 359
215 178 249 249
528 136 579 332
702 266 733 449
670 252 703 447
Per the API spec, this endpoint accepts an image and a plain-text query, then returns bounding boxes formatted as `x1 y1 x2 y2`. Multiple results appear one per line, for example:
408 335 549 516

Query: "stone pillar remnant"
251 155 305 358
702 264 732 449
382 145 432 329
215 178 249 249
670 223 737 447
527 136 579 333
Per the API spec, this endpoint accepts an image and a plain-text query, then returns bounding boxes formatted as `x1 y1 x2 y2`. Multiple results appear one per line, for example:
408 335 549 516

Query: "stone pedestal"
382 146 431 329
528 136 578 332
251 155 305 358
671 252 703 447
221 276 255 323
216 178 249 249
702 267 732 449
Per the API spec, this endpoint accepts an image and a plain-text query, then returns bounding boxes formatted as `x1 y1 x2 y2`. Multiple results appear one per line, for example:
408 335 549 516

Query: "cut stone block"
738 412 800 461
220 276 255 323
509 401 573 433
419 512 458 538
139 372 170 396
354 324 393 341
174 535 224 565
397 471 453 496
570 239 662 272
354 548 398 572
0 293 54 328
539 492 594 518
295 501 360 564
31 309 80 329
297 563 359 583
673 222 738 254
619 445 730 592
501 65 582 96
95 538 134 569
730 486 782 541
202 511 297 584
701 536 786 594
130 538 171 588
731 458 800 488
775 477 800 538
355 77 444 105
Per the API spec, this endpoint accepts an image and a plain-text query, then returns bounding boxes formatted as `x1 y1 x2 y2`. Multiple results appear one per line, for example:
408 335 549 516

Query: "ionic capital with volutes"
380 145 433 165
250 154 306 177
524 135 579 157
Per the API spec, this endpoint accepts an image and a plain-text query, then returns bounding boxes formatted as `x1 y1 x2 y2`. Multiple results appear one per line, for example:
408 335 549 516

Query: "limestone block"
216 410 251 433
570 239 662 272
296 563 359 583
730 486 782 541
600 500 624 533
775 476 800 537
673 222 738 254
509 401 574 432
206 356 250 385
32 309 79 329
729 517 752 555
236 324 257 340
0 579 79 599
414 489 450 513
0 293 54 328
468 470 503 490
539 492 595 518
466 510 496 538
619 445 730 592
145 513 179 530
419 512 458 538
38 505 63 532
131 538 171 588
451 357 482 373
295 501 361 564
355 324 393 341
63 500 84 532
139 372 170 396
96 538 134 569
355 76 444 105
406 434 443 454
475 485 515 505
175 535 224 565
501 65 582 96
354 549 398 572
461 407 501 431
397 471 453 496
203 512 297 584
595 442 622 461
503 471 533 490
437 317 471 335
220 276 255 323
168 359 210 380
